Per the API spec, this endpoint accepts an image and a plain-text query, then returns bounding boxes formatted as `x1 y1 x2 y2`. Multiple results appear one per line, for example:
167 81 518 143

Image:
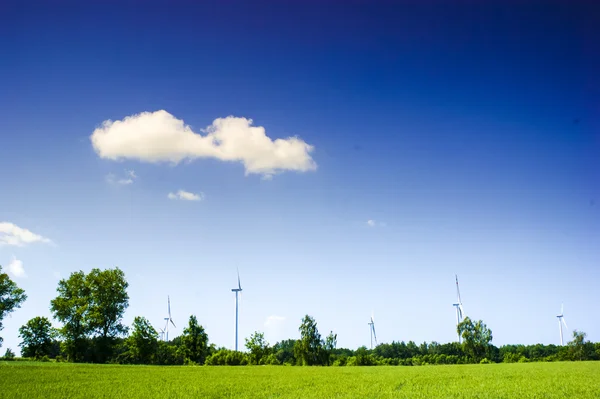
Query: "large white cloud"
0 222 52 246
90 110 317 177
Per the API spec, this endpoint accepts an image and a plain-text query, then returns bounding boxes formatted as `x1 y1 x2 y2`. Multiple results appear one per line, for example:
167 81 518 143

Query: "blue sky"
1 1 598 354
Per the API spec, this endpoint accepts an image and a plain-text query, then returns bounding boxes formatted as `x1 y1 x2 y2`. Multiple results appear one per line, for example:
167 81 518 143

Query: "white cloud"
167 190 204 201
366 220 376 227
90 110 317 177
0 222 52 246
7 257 27 278
366 220 386 227
264 315 285 327
106 169 137 185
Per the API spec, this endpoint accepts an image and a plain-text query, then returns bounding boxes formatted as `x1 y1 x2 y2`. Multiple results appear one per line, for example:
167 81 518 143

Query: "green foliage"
294 315 326 366
181 315 209 365
3 347 16 360
458 317 493 362
567 331 597 361
273 339 297 365
18 317 56 359
205 349 249 365
50 268 129 362
122 317 158 364
0 265 27 347
245 331 270 365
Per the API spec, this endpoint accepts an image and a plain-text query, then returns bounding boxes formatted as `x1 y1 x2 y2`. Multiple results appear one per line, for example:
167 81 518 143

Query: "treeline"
2 266 600 365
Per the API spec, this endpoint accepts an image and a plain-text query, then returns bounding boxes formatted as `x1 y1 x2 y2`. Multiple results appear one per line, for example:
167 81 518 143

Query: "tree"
50 271 91 361
181 315 209 365
294 315 325 366
0 265 27 348
50 268 129 362
273 339 297 365
245 331 270 365
18 317 56 359
567 330 596 361
124 317 159 364
323 331 337 365
3 348 15 360
457 317 493 362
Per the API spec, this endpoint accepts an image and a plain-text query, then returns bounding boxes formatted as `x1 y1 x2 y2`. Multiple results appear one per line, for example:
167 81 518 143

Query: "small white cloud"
106 169 137 185
366 220 386 228
0 222 52 247
168 190 204 201
7 257 27 278
264 315 285 327
90 110 317 178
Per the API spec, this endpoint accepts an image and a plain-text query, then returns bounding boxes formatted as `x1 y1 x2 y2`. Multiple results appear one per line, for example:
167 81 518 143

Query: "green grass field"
1 361 599 398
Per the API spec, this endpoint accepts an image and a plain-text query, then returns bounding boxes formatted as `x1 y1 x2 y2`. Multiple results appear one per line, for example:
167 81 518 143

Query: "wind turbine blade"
562 317 568 331
372 324 377 345
455 275 462 304
561 303 564 315
171 319 176 328
237 268 242 290
168 296 172 318
459 304 465 318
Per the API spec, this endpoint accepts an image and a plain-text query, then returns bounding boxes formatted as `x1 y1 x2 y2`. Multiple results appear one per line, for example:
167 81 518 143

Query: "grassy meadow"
1 361 599 398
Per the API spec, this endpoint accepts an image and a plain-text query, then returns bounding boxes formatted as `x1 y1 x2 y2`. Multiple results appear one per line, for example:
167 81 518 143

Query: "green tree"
294 315 324 366
3 348 15 360
567 330 596 361
50 271 90 361
18 316 56 359
273 339 297 365
323 331 337 365
0 265 27 348
457 317 493 362
181 315 209 365
124 316 158 364
50 268 129 362
245 331 270 365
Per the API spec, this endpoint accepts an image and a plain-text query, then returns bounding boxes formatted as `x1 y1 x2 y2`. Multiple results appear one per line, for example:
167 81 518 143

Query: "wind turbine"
452 275 465 343
231 269 243 351
163 296 176 342
557 304 568 346
158 328 165 342
368 313 378 350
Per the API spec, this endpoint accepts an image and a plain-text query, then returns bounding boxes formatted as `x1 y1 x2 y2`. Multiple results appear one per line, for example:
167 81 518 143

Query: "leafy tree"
124 316 158 364
50 271 90 361
50 268 129 362
567 330 596 361
323 331 337 365
294 315 325 366
0 265 27 347
457 317 493 362
245 331 270 365
181 315 209 365
18 316 56 359
273 339 297 365
3 348 15 360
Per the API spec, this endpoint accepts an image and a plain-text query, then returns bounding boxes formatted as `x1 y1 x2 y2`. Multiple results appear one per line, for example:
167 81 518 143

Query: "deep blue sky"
1 1 598 354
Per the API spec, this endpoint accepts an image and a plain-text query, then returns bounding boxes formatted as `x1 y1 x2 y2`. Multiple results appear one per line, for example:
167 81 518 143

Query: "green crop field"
1 361 599 398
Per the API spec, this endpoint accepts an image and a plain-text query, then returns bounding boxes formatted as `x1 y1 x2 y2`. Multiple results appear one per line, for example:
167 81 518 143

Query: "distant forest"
2 267 599 365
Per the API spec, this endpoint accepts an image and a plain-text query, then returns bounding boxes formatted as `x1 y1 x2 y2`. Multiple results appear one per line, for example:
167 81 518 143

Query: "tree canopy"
0 265 27 348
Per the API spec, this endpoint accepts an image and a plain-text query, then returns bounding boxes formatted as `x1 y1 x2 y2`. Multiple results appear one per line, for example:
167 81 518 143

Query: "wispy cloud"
7 257 27 278
0 222 52 246
106 169 137 185
90 110 317 178
167 190 204 201
366 220 386 228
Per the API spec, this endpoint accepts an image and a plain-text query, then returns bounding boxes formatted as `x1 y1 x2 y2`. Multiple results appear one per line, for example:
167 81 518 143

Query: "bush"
3 348 16 360
479 358 493 364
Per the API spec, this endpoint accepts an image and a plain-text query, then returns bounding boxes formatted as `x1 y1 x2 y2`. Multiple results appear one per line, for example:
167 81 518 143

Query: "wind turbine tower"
163 296 176 342
231 269 243 351
368 313 378 350
557 304 568 346
452 275 465 343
